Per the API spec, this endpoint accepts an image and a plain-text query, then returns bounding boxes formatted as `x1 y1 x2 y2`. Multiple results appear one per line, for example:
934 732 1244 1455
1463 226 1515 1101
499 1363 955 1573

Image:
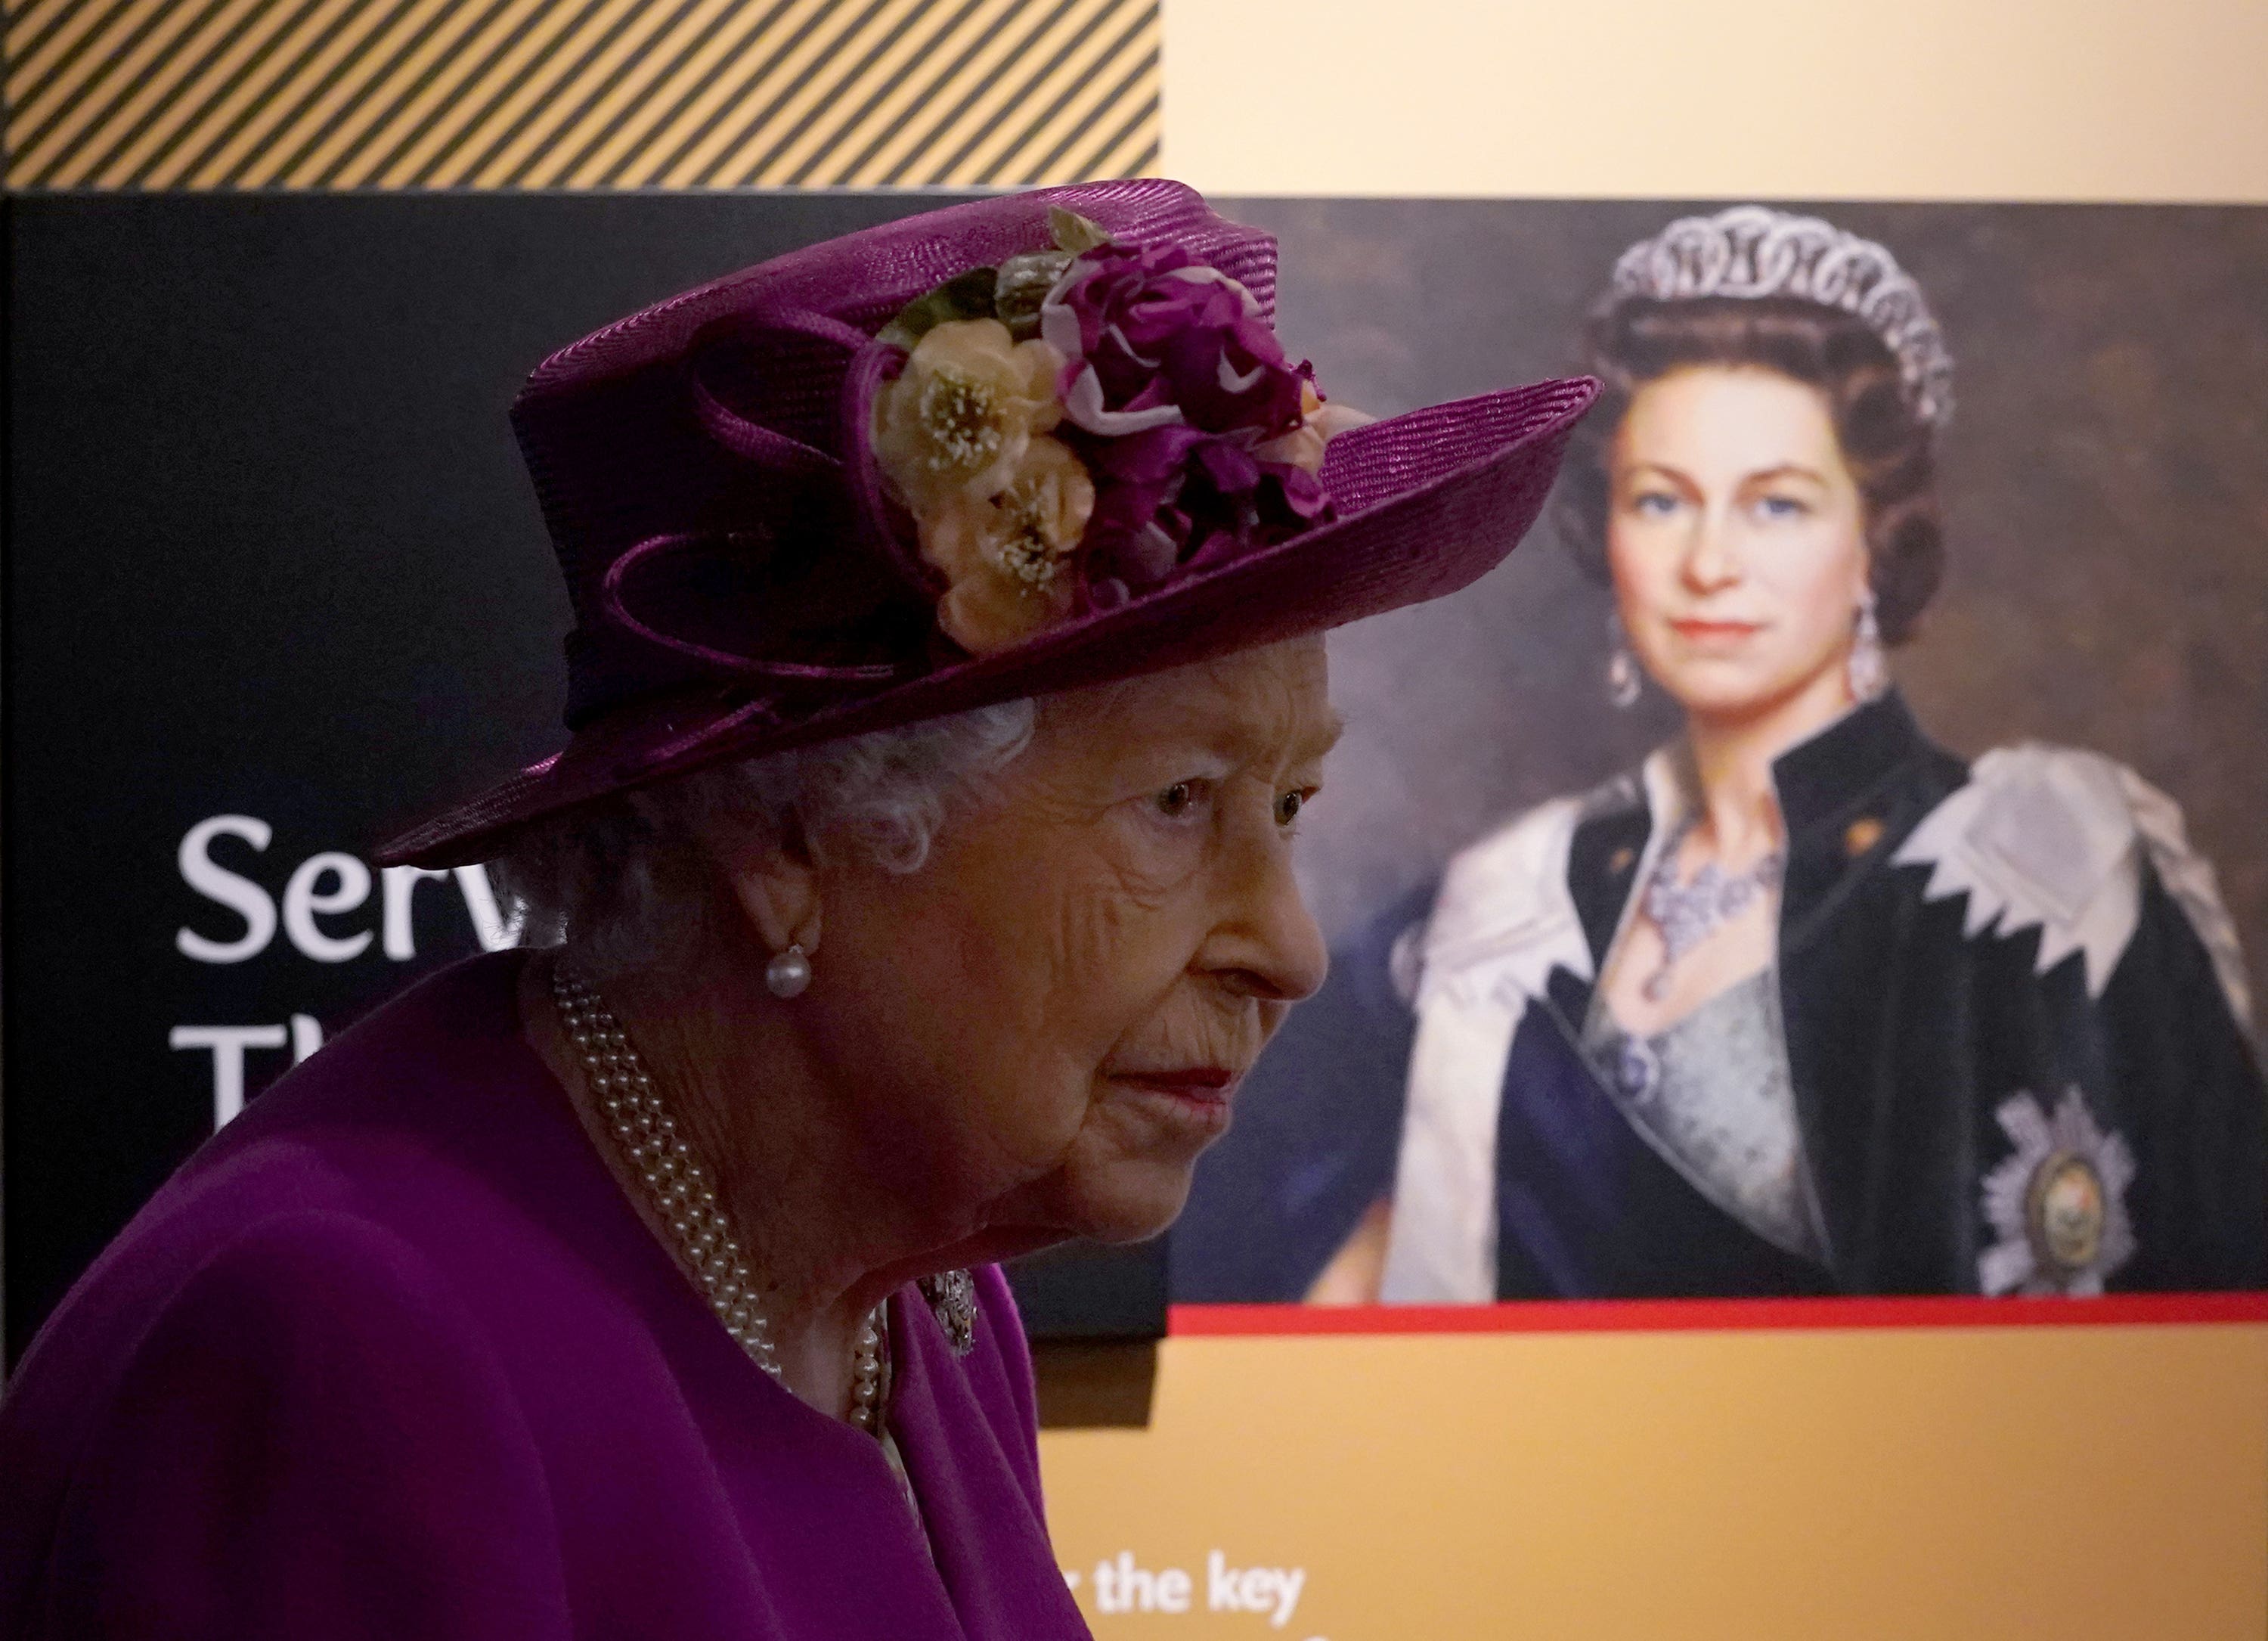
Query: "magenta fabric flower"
864 218 1362 652
1074 423 1334 595
1040 244 1308 442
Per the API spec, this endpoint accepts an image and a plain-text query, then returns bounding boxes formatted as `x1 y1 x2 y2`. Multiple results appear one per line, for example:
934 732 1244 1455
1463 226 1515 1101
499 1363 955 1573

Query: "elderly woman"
0 183 1592 1637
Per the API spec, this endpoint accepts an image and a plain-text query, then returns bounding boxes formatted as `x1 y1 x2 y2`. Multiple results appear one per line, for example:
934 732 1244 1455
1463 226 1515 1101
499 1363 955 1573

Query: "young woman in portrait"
1281 206 2267 1303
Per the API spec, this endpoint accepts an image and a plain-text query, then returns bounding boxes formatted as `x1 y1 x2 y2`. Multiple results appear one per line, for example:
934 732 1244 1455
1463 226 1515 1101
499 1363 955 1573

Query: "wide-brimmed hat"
380 179 1597 868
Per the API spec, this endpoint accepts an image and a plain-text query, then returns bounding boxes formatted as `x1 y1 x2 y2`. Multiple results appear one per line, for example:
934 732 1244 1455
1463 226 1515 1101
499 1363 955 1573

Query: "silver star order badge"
1978 1087 2136 1296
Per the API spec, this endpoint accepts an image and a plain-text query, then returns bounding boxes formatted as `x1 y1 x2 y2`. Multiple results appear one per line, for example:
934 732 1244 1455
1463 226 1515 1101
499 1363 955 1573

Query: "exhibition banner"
13 191 2268 1335
7 180 2266 1634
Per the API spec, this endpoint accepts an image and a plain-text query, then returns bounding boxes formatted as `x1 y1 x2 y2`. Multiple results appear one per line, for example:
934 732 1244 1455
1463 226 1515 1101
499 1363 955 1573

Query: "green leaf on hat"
875 266 999 352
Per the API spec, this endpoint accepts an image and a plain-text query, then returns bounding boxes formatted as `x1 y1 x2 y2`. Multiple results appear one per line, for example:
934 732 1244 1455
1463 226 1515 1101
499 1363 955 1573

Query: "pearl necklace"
550 964 886 1432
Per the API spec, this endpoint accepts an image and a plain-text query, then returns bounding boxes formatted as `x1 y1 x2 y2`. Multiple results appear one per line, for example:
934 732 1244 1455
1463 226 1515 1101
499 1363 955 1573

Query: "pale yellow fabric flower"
1252 380 1374 474
920 435 1096 653
873 318 1064 510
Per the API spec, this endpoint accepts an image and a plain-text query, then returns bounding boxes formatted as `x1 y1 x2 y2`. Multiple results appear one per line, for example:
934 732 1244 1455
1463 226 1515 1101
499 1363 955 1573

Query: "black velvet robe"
1176 695 2268 1301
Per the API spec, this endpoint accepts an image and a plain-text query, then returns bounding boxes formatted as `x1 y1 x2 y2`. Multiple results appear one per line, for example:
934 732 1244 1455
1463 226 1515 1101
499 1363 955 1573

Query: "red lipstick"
1110 1067 1241 1134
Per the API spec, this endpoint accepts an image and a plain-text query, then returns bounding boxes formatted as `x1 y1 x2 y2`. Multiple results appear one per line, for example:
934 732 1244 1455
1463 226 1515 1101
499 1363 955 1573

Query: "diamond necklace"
1639 816 1786 1002
550 963 886 1432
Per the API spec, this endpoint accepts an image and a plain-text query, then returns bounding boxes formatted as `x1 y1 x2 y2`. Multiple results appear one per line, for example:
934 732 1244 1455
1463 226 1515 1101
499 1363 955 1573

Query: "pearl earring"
764 942 812 999
1848 588 1888 702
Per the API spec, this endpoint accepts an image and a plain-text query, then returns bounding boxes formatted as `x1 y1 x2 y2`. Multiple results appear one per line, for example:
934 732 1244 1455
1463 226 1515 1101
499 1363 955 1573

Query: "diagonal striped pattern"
3 0 1158 189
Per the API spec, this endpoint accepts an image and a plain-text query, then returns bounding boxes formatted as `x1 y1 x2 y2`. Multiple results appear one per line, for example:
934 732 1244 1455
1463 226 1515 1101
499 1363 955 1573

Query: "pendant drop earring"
1848 588 1888 702
1605 610 1642 710
764 941 812 998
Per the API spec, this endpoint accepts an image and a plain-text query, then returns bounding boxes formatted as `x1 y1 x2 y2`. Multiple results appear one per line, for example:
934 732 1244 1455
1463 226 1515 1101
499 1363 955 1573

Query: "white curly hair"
493 699 1036 973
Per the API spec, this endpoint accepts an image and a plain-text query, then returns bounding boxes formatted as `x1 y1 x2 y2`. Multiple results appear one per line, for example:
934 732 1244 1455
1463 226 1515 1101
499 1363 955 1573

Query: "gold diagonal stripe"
1098 127 1157 181
1061 74 1154 181
957 0 1149 184
5 0 92 81
357 0 583 185
899 0 1115 185
187 0 417 186
952 0 1147 182
655 0 891 189
231 0 463 185
580 0 811 188
859 0 1090 187
33 0 286 188
536 0 779 188
829 0 1027 187
376 0 612 186
441 0 655 188
43 0 281 187
477 0 709 187
770 0 1003 186
987 11 1153 184
339 0 557 186
513 0 751 187
466 0 737 188
14 0 237 181
77 0 328 188
125 0 342 188
704 0 937 189
711 0 937 187
911 0 1135 184
267 0 513 185
5 0 1162 191
639 0 855 188
747 0 990 187
7 0 134 127
302 0 526 185
7 0 144 126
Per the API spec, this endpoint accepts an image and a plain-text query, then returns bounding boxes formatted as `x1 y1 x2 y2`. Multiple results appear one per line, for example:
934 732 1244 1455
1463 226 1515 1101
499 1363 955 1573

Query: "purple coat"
0 953 1092 1639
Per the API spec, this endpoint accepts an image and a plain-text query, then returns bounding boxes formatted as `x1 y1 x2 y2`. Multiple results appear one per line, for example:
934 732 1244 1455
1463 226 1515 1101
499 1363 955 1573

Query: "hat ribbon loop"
599 531 904 684
680 307 877 481
685 374 842 481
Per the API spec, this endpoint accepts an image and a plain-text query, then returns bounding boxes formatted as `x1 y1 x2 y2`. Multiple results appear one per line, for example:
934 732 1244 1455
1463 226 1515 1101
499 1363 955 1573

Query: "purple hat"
380 180 1597 868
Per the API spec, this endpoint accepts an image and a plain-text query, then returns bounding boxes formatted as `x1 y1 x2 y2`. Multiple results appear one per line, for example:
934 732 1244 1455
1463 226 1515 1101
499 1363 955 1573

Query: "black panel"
10 192 1178 1357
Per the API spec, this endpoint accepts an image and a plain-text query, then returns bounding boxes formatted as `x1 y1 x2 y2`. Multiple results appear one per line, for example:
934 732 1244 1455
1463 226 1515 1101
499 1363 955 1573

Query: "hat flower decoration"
377 181 1599 870
871 206 1371 654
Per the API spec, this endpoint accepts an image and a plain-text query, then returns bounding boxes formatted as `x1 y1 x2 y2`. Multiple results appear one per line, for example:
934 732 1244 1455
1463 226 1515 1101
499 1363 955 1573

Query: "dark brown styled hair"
1554 295 1944 644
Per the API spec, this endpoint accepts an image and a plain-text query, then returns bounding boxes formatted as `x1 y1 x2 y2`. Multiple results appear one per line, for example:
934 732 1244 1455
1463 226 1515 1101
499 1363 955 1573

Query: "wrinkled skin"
801 637 1337 1255
532 637 1337 1416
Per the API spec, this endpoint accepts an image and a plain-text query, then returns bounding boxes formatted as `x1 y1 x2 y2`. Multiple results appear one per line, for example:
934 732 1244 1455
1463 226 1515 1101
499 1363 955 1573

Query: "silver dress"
1582 971 1827 1262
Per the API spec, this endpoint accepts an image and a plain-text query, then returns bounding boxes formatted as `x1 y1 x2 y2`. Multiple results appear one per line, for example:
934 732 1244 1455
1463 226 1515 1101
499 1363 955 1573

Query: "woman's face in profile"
1605 364 1871 722
806 638 1338 1255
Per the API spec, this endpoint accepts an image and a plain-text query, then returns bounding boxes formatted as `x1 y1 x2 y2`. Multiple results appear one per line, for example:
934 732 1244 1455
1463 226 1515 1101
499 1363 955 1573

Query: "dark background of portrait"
7 194 2263 1351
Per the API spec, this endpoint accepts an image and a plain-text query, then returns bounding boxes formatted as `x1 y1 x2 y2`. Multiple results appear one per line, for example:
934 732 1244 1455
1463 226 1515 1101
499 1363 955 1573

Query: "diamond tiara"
1602 205 1955 428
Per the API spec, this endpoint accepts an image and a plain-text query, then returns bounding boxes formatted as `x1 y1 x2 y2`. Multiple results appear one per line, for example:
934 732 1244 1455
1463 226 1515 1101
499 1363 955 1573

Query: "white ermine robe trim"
1892 743 2250 1028
1380 797 1592 1302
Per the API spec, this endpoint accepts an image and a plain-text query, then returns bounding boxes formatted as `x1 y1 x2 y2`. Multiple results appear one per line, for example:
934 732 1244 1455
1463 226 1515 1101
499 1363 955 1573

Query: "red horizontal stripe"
1168 1292 2268 1337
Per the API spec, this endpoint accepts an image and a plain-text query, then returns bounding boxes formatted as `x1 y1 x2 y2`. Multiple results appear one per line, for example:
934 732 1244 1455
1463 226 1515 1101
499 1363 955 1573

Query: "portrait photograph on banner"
1175 199 2268 1308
